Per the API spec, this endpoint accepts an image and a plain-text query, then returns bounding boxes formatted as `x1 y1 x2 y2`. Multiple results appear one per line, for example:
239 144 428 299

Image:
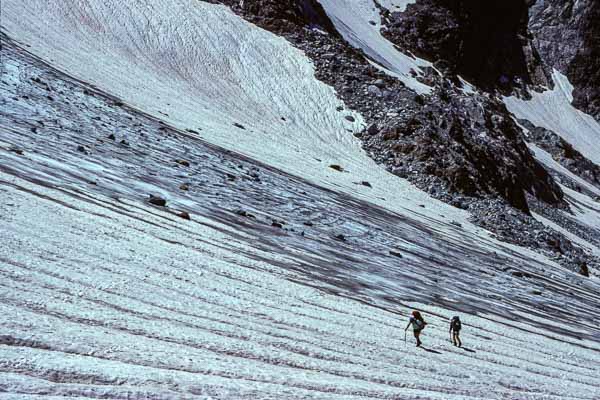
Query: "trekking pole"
404 330 407 346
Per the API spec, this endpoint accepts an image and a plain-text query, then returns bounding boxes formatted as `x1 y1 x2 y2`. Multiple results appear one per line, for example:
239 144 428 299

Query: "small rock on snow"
148 195 167 207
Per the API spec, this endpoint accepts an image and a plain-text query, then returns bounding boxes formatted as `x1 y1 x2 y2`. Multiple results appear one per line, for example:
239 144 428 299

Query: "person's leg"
452 331 457 346
457 331 462 347
414 330 422 346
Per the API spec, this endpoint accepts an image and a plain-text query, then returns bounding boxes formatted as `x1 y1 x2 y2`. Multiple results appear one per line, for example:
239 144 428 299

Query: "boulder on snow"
178 211 191 220
344 115 356 122
389 250 403 258
226 173 237 181
579 262 590 277
9 147 24 155
329 164 344 172
235 209 256 219
511 270 533 278
335 234 346 241
148 195 167 207
175 159 190 167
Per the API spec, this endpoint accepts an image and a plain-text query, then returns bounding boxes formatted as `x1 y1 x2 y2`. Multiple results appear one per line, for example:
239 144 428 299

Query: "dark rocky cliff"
381 0 551 92
529 0 600 120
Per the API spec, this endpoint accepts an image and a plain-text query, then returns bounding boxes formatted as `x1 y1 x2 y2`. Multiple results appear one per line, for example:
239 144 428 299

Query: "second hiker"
449 316 462 347
405 310 427 347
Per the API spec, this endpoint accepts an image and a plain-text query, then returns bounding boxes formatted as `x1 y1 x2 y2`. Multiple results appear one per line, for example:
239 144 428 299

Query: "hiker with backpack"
405 310 427 347
449 316 462 347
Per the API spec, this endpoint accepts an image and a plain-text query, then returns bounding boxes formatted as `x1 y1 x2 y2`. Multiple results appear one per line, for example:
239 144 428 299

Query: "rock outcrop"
529 0 600 121
381 0 552 92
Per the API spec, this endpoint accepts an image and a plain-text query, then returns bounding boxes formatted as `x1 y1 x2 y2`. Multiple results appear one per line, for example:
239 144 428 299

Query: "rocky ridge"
208 0 598 275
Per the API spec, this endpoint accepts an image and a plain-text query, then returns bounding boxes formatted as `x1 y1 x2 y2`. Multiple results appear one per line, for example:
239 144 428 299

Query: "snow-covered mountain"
1 1 599 398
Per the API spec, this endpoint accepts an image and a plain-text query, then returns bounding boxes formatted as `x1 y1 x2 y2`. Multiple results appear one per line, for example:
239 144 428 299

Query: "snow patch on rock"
505 70 600 165
318 0 432 94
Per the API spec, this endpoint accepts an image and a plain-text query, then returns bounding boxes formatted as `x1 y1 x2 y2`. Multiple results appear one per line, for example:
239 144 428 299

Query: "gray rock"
367 85 382 97
148 195 167 207
373 78 386 89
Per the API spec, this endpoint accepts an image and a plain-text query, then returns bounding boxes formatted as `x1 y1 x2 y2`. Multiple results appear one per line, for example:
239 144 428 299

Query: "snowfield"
3 173 600 399
2 0 600 398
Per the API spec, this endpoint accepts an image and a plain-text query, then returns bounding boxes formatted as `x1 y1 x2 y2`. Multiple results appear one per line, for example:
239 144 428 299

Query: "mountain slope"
1 0 600 398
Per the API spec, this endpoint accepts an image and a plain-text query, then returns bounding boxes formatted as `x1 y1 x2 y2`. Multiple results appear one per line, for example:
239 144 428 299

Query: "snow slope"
3 172 600 399
505 70 600 165
2 48 600 394
2 0 600 397
2 0 438 221
506 72 600 257
527 143 600 239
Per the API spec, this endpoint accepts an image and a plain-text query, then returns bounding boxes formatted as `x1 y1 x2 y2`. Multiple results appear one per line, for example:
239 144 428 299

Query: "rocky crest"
207 0 338 35
361 85 563 213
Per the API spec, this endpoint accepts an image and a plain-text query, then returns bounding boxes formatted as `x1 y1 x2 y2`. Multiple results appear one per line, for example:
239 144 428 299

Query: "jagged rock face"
363 85 563 213
383 0 550 91
529 0 600 120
